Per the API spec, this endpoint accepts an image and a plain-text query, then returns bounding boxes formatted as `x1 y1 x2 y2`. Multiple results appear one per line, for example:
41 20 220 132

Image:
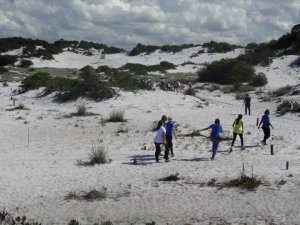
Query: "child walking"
165 117 177 157
200 119 223 160
258 109 274 145
154 120 168 162
229 114 244 153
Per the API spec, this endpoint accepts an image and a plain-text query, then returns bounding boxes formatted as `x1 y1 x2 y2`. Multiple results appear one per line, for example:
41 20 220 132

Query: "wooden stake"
256 118 259 126
286 161 289 170
270 144 274 155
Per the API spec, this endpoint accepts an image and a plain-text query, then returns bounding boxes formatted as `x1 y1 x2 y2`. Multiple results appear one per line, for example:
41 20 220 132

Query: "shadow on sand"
122 154 155 166
173 157 210 162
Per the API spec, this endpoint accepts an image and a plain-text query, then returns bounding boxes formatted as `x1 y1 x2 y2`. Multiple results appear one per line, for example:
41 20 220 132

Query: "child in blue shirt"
200 118 223 160
258 109 274 145
165 117 177 157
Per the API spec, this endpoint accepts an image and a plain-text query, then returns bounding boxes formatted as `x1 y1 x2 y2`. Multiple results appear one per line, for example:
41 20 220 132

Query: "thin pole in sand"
256 118 259 126
27 127 30 146
286 161 289 170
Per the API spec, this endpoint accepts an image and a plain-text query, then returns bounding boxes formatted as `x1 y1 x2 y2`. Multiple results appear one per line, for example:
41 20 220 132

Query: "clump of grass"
89 145 109 165
184 88 196 96
107 110 126 122
225 174 262 190
224 166 262 190
78 145 111 166
75 104 87 116
159 173 180 182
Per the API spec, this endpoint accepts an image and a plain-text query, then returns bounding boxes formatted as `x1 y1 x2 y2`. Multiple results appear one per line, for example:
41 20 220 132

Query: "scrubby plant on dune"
184 88 196 96
19 72 115 102
107 110 126 122
272 86 292 96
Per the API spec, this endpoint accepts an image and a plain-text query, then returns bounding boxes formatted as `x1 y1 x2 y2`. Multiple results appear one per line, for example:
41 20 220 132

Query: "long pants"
262 127 270 143
154 142 169 161
211 137 220 160
245 105 250 115
231 132 243 147
166 136 173 155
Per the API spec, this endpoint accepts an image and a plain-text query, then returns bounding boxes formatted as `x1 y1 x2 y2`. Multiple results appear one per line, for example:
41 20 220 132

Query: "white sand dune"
0 50 300 224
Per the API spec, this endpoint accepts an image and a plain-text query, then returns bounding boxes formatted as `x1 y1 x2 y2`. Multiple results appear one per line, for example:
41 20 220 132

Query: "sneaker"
165 159 170 162
171 154 174 157
156 160 159 163
241 146 246 150
229 148 233 153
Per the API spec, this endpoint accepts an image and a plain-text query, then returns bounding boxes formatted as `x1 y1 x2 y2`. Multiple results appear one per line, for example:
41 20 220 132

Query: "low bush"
111 72 153 91
107 110 126 122
198 58 255 84
277 100 300 114
292 101 300 112
230 84 255 93
20 72 115 102
20 59 33 68
184 88 196 96
272 86 292 96
0 67 8 74
203 41 240 53
20 72 51 93
251 72 268 87
225 173 262 190
0 55 18 66
235 93 246 100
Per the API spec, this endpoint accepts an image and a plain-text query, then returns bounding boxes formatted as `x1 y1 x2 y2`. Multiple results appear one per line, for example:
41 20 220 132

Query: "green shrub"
203 41 240 53
111 72 152 91
272 86 292 96
232 84 255 93
198 58 255 84
292 102 300 112
129 43 196 56
121 63 148 75
251 72 268 87
20 72 51 93
0 66 8 74
241 43 274 66
184 88 196 96
20 59 33 68
107 110 126 122
96 65 116 74
0 55 18 66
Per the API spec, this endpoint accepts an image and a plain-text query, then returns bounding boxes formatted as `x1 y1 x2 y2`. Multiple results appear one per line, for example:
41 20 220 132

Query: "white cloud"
0 0 299 49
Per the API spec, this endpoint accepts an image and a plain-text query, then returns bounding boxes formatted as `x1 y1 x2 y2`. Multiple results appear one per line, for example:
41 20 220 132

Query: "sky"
0 0 299 50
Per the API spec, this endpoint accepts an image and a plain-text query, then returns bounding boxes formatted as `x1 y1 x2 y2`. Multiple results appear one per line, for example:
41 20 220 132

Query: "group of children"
158 78 193 92
154 115 177 162
153 94 274 162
